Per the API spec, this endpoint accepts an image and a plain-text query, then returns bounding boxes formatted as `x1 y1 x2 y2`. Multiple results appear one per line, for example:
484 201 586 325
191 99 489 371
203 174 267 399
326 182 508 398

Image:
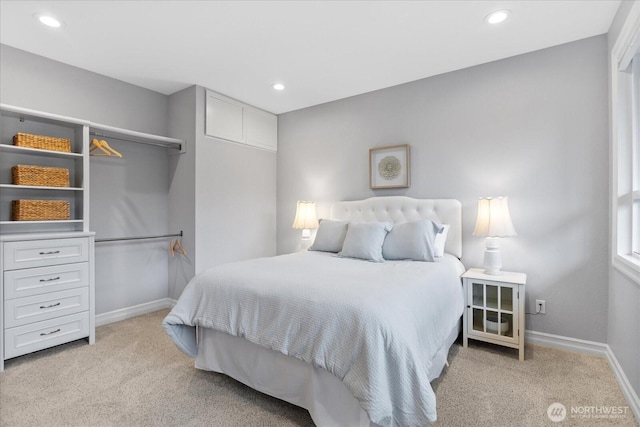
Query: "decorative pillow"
339 222 393 262
434 224 450 258
382 220 444 262
309 219 349 253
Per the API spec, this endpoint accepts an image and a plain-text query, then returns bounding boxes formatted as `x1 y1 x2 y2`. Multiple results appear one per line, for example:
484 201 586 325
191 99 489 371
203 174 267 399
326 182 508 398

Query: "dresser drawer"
4 263 89 300
3 238 89 270
4 311 89 359
4 287 89 328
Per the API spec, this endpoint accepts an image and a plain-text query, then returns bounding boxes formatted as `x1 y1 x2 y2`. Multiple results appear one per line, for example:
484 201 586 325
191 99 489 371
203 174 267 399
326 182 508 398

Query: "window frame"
611 0 640 285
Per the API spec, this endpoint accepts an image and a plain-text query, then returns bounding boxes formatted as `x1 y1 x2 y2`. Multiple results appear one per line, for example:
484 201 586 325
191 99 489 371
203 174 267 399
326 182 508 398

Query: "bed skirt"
194 318 461 426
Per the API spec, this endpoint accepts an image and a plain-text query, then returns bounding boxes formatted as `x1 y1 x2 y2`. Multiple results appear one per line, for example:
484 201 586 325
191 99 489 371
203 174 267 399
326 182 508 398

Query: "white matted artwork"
369 144 410 189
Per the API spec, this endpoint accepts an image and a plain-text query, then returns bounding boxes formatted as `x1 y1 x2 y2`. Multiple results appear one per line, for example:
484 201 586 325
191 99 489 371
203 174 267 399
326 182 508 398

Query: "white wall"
277 36 610 343
607 0 640 403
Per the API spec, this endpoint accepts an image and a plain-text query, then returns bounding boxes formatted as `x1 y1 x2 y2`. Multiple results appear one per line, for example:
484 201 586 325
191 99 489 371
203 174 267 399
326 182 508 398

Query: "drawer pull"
40 329 61 336
39 277 61 283
39 250 61 255
39 302 61 309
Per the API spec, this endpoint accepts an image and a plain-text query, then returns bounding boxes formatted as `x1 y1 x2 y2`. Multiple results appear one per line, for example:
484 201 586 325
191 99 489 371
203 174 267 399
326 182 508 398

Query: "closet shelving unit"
0 104 90 233
0 103 185 371
0 104 186 233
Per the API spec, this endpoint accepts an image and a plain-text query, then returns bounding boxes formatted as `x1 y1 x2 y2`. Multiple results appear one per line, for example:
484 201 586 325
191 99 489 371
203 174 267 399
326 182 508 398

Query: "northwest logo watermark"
547 402 630 422
547 402 566 422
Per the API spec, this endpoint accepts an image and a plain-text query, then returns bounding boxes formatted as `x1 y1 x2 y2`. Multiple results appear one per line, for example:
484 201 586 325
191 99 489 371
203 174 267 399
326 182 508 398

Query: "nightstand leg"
519 345 524 361
463 323 468 348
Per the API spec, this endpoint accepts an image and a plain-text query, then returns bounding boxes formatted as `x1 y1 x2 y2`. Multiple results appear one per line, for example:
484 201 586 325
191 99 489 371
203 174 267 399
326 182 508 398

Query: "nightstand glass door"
469 280 517 343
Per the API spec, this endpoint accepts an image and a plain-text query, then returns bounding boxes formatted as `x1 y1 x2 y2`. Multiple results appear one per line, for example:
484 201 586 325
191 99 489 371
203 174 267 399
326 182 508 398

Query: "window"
612 1 640 283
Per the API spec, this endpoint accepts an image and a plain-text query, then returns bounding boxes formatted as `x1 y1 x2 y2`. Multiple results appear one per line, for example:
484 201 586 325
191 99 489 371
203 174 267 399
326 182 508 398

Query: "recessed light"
34 13 63 28
273 83 285 91
485 10 510 25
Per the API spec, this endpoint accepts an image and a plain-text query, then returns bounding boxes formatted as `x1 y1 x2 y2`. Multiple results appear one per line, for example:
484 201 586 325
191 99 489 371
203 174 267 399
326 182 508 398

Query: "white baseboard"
525 330 608 357
526 330 640 422
95 298 177 327
605 344 640 423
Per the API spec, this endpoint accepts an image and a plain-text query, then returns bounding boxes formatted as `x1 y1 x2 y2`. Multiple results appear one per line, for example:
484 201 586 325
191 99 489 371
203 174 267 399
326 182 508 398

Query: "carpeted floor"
0 309 636 427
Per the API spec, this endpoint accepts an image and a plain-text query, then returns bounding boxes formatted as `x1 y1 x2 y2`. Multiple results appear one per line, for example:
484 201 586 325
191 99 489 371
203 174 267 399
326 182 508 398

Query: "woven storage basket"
11 200 70 221
12 165 70 187
13 132 71 153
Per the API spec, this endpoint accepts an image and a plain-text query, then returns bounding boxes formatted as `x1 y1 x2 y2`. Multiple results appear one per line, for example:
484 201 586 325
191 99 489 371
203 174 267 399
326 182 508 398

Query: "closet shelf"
90 123 185 154
0 144 84 158
1 104 88 235
0 103 89 127
0 184 83 191
0 220 83 225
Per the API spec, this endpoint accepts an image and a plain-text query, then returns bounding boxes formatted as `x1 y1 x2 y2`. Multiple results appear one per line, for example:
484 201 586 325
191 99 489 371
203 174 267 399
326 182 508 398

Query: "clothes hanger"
170 239 186 256
90 139 123 158
90 138 112 156
175 239 186 255
99 139 123 158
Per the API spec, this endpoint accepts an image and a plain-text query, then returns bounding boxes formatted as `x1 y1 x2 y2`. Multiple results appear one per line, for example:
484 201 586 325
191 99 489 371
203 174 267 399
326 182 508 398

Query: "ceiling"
0 1 621 114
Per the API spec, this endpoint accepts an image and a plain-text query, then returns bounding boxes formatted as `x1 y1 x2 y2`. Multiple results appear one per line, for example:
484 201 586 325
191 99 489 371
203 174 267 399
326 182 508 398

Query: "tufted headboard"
330 196 462 259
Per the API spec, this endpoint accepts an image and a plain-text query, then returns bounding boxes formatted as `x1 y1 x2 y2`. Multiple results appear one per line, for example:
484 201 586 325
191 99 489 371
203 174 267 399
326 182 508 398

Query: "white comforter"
163 251 465 427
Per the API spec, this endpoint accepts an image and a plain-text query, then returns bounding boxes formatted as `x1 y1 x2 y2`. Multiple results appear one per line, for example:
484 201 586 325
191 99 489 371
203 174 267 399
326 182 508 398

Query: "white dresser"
0 232 95 371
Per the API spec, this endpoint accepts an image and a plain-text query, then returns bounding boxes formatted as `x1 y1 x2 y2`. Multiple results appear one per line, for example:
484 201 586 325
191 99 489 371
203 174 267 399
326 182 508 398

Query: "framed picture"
369 144 410 189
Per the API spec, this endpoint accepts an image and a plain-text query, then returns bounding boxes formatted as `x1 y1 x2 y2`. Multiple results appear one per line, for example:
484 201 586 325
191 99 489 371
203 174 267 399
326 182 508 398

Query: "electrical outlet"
536 300 546 314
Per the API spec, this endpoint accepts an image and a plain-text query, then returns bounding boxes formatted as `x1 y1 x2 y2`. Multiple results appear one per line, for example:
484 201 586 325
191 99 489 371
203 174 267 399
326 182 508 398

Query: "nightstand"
462 268 527 361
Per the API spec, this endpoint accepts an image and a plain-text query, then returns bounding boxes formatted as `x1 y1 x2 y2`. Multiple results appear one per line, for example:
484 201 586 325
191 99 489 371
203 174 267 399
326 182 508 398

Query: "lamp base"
483 237 503 275
301 229 311 240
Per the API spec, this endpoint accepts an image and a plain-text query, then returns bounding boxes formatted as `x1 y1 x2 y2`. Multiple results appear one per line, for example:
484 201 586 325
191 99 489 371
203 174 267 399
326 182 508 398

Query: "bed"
164 196 465 427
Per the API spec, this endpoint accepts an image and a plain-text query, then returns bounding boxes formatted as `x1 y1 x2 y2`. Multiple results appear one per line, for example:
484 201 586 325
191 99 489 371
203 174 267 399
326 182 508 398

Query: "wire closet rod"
96 231 183 243
89 132 182 150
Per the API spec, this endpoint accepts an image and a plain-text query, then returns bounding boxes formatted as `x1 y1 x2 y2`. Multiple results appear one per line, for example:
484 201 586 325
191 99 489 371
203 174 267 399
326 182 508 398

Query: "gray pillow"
339 222 393 262
309 219 349 253
382 220 444 262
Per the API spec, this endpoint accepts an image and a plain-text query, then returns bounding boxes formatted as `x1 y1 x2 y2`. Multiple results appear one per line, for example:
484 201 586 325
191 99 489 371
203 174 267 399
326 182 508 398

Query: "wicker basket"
11 200 70 221
13 132 71 153
11 165 70 187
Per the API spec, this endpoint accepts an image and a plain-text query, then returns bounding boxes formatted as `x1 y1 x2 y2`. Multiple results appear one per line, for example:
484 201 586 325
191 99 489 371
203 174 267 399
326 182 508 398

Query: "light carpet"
0 310 636 427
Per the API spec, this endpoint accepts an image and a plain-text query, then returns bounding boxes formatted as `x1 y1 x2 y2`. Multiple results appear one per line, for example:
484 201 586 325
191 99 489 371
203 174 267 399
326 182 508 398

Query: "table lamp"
292 201 319 240
473 196 517 275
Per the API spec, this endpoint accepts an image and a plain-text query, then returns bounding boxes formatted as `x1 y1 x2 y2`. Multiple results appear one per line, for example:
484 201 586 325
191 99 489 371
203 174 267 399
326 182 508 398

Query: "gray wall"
0 45 167 135
0 45 172 314
1 45 277 309
277 36 609 343
194 86 277 273
167 86 197 300
167 85 277 298
0 45 277 314
607 0 640 402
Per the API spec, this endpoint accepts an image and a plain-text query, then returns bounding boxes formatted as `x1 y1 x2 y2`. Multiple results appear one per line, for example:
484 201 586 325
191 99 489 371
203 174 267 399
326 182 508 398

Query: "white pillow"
339 222 393 262
434 224 450 258
382 220 444 262
309 219 349 253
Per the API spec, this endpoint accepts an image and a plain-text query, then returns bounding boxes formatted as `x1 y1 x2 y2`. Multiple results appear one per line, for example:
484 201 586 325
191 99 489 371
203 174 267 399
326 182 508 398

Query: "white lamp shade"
292 201 319 230
473 197 517 237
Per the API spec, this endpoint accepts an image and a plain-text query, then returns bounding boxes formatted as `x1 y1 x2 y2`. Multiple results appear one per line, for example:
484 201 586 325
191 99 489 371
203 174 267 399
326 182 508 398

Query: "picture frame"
369 144 410 189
